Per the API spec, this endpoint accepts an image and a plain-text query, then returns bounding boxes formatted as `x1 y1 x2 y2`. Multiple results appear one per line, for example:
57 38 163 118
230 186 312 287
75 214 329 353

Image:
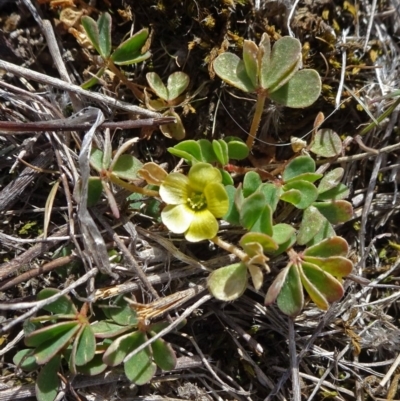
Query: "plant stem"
109 174 160 198
246 91 268 150
107 61 144 101
211 236 249 263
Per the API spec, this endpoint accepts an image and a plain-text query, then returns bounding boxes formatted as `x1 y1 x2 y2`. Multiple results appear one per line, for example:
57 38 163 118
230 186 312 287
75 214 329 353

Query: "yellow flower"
160 163 229 242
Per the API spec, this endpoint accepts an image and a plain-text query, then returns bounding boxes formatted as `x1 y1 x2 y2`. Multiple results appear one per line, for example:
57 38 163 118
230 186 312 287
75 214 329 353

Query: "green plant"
14 290 180 401
14 289 96 401
144 71 189 140
163 125 353 316
213 33 322 149
80 12 150 96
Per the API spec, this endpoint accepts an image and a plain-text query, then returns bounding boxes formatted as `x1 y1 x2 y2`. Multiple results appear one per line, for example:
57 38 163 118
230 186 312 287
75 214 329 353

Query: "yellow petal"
159 173 189 205
185 209 218 242
161 204 193 233
204 183 229 217
188 163 222 192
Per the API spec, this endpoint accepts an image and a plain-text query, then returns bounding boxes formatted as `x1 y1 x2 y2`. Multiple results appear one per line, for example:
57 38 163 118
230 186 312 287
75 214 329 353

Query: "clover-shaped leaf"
213 52 257 93
261 36 302 93
269 69 321 108
37 289 77 315
318 168 344 194
282 180 318 209
312 200 353 224
225 137 250 160
310 129 342 157
297 206 325 245
208 263 248 301
150 337 177 371
36 355 61 401
283 156 316 182
146 72 189 102
111 28 151 65
81 13 112 59
304 236 349 258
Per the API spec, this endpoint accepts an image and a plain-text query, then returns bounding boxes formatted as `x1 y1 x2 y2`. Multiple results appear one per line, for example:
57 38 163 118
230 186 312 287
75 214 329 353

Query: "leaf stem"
246 91 267 150
109 174 160 197
107 61 144 101
211 236 249 263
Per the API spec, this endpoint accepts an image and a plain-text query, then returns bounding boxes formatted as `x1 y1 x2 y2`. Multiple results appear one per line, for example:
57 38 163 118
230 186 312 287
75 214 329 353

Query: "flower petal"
204 183 229 217
185 209 218 242
161 204 193 234
159 173 189 205
188 163 222 192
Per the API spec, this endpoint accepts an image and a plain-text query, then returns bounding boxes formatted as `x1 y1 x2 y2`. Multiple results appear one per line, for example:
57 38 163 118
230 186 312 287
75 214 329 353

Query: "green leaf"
91 320 135 338
97 12 112 58
208 263 247 301
240 232 278 254
265 263 303 317
37 289 77 315
272 223 296 245
168 140 202 163
223 185 240 225
242 40 259 88
198 139 217 163
212 139 229 165
300 261 344 306
276 263 304 316
304 236 349 258
313 200 353 224
111 28 151 65
25 321 79 348
248 204 274 236
283 156 315 182
103 331 144 367
87 177 103 207
213 52 256 92
240 192 266 229
280 188 301 205
81 16 101 56
107 297 138 326
259 183 281 212
318 168 344 194
34 323 80 364
146 72 168 101
285 172 323 184
151 337 177 371
243 171 262 197
36 355 61 401
13 349 38 372
74 325 96 366
220 168 234 186
167 72 190 101
225 137 249 160
306 218 336 246
303 255 353 278
124 344 156 385
160 109 186 140
269 69 321 108
282 180 318 209
297 206 325 245
317 184 349 201
258 33 271 86
261 36 302 92
111 154 143 181
76 354 108 376
90 148 104 172
310 129 342 157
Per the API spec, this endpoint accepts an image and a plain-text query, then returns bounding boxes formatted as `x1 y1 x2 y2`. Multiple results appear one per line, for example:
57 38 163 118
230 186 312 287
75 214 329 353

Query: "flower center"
187 192 207 211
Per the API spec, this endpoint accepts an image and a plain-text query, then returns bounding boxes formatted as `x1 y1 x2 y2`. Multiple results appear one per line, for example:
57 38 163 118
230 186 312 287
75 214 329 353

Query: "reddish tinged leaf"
303 256 353 278
304 236 349 258
313 200 353 224
300 261 345 305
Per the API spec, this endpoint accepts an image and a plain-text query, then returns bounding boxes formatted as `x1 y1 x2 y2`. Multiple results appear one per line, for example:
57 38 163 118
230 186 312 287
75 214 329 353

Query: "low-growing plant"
213 33 322 150
80 12 150 97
